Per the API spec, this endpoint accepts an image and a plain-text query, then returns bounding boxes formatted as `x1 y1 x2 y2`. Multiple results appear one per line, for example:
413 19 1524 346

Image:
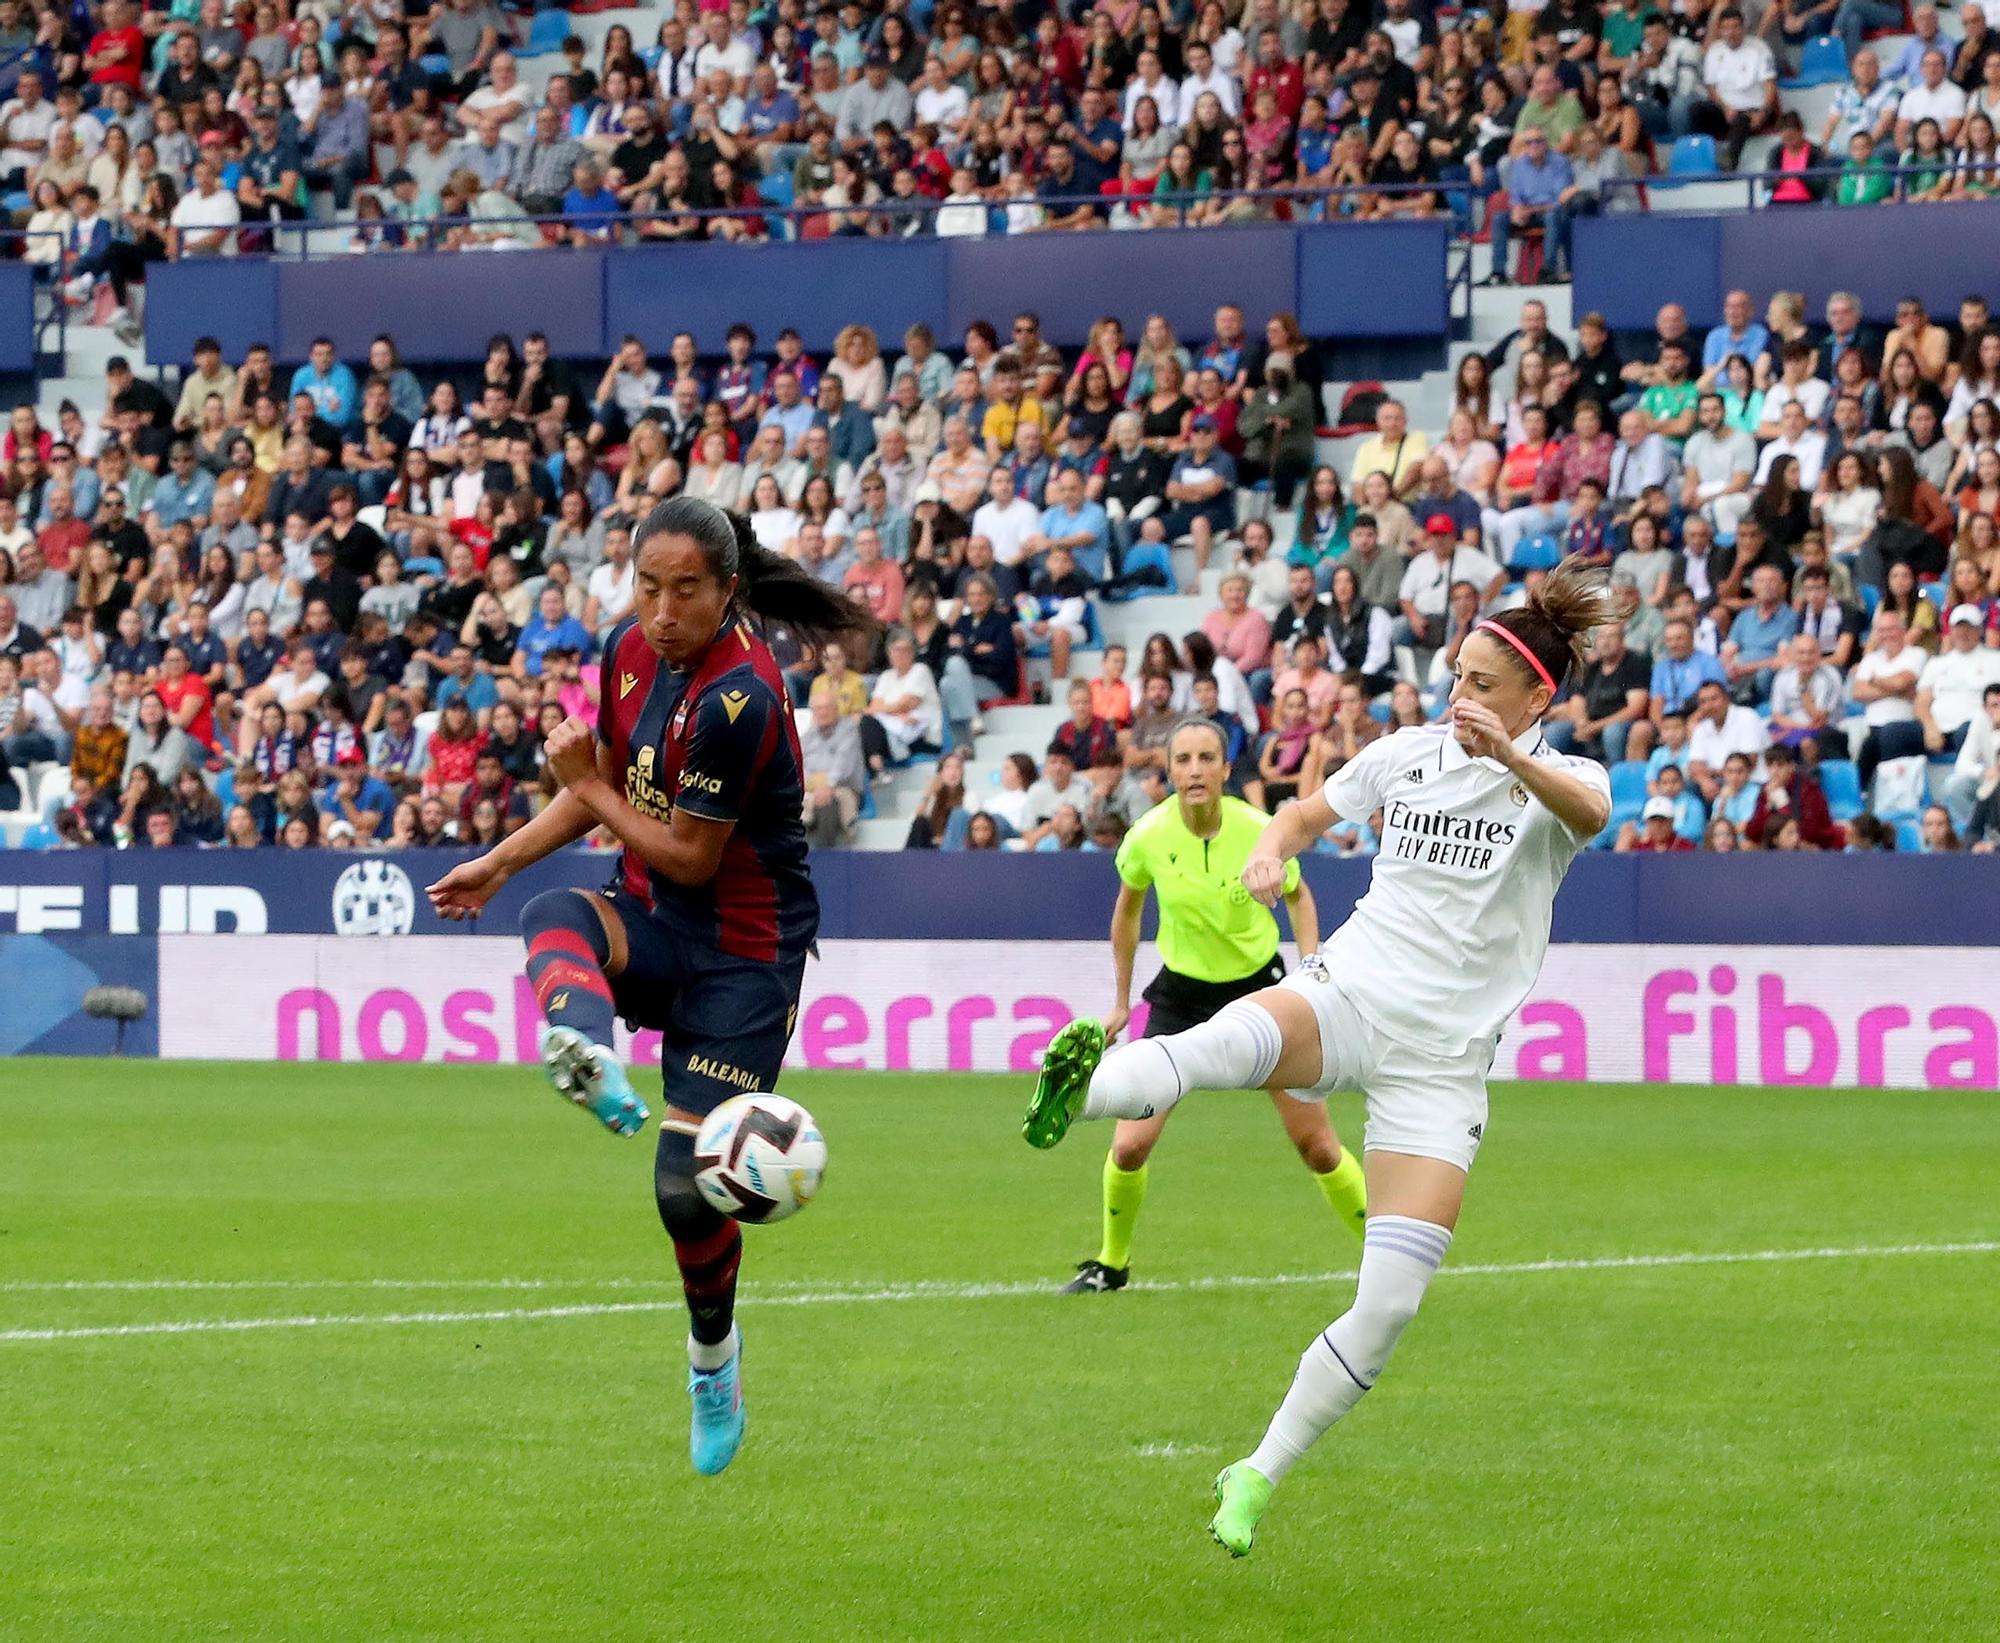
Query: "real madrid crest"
1510 781 1530 806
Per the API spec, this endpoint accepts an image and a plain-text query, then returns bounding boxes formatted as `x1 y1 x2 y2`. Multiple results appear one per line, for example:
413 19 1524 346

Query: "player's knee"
1352 1283 1424 1345
1110 1133 1153 1171
1295 1130 1341 1173
654 1126 724 1240
519 887 607 956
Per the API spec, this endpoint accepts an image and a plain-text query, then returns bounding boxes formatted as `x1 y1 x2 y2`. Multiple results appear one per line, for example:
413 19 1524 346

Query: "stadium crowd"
2 277 2000 856
0 0 1997 301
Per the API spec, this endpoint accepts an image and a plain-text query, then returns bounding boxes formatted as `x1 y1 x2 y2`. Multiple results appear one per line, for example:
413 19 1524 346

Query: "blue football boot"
538 1026 649 1136
688 1334 746 1476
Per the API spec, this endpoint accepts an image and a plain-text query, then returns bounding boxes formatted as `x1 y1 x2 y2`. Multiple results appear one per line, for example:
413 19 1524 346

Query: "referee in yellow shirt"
1061 719 1367 1293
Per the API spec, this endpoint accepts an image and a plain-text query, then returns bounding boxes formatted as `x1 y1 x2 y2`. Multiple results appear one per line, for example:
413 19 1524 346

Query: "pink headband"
1476 620 1556 692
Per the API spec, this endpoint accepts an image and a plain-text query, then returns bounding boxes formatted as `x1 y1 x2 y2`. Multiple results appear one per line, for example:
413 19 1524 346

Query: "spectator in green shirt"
1512 63 1588 153
1836 130 1896 204
1597 0 1660 75
1637 341 1700 448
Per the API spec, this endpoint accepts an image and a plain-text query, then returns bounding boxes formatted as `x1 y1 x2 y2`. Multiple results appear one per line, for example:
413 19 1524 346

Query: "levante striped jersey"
597 613 818 963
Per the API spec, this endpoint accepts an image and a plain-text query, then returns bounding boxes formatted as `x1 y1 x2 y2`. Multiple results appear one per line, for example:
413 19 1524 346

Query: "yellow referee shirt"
1114 797 1299 984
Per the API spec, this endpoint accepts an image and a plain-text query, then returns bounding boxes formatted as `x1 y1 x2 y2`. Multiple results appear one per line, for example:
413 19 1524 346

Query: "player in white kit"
1021 559 1627 1557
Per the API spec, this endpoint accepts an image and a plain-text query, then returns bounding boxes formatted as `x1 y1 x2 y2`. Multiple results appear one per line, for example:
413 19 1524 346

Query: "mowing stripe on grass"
1 1240 1996 1345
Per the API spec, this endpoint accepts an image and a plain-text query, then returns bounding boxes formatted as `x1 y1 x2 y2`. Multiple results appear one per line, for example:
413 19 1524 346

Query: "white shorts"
1274 966 1496 1172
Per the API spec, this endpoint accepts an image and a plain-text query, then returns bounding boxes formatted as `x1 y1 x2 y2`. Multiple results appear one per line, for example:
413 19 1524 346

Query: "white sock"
687 1324 739 1373
1246 1214 1451 1485
1081 999 1285 1122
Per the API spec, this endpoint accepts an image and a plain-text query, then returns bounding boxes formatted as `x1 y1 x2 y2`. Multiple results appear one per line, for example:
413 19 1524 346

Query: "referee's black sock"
520 889 617 1049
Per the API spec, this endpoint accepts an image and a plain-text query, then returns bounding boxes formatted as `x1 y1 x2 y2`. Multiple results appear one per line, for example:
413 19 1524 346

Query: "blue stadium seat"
1784 35 1848 88
19 820 55 849
1667 135 1717 177
1115 539 1175 598
1510 532 1562 574
404 555 445 578
1894 818 1923 852
1859 582 1880 619
757 172 793 208
1609 760 1650 810
518 9 571 57
858 787 877 820
1369 700 1392 724
1818 759 1863 820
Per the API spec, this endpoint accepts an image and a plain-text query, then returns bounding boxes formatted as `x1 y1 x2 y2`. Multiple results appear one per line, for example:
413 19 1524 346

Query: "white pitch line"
1 1240 1995 1346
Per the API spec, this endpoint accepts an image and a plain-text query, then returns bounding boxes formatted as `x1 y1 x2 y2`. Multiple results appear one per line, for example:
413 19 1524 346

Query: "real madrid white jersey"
1316 722 1609 1057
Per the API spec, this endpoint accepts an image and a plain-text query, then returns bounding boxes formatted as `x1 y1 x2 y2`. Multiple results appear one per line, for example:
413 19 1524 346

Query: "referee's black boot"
1062 1259 1130 1294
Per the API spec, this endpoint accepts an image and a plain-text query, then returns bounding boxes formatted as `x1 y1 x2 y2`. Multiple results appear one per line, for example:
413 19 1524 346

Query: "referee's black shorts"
1141 954 1288 1039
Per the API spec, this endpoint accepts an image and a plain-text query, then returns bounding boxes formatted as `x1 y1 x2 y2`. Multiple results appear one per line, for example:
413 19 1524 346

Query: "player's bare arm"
1244 792 1334 903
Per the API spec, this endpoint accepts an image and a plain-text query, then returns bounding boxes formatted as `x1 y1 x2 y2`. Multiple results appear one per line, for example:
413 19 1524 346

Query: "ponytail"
1481 554 1634 689
634 495 884 652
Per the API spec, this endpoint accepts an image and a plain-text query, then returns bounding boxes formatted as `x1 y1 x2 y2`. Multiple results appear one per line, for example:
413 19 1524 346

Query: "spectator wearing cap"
1618 795 1694 853
1881 605 2000 822
1161 415 1238 579
1397 514 1504 650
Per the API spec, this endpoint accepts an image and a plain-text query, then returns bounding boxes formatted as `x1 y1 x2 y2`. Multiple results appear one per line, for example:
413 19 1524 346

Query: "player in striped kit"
428 497 876 1477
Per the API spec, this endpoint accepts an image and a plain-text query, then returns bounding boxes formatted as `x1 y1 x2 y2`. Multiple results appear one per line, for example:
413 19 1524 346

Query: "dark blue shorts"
601 889 808 1118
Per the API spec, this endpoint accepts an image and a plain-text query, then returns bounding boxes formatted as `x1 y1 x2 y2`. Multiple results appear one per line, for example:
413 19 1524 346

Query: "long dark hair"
634 495 881 651
1479 555 1633 689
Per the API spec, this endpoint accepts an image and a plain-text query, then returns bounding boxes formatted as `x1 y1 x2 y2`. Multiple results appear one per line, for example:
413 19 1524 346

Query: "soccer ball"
692 1094 827 1224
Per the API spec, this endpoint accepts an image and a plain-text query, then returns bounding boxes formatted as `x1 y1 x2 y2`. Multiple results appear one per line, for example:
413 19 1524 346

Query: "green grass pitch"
3 1060 1997 1642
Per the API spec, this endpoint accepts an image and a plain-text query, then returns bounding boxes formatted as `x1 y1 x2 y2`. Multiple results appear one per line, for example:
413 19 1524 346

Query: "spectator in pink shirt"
1269 630 1340 720
1200 570 1273 674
